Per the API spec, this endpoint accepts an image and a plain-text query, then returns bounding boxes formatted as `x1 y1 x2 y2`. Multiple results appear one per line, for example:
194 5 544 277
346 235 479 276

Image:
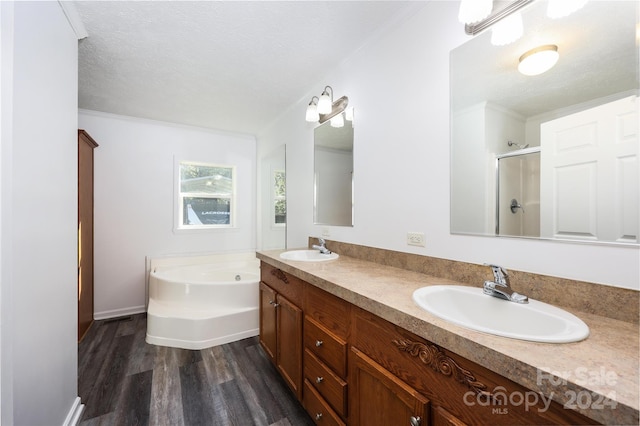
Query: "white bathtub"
146 253 260 350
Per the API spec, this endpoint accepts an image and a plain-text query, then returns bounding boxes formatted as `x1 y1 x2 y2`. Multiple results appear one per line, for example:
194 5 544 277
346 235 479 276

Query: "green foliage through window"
274 170 286 225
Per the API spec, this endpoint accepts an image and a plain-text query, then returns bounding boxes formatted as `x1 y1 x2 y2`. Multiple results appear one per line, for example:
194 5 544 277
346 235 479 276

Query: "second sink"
413 285 589 343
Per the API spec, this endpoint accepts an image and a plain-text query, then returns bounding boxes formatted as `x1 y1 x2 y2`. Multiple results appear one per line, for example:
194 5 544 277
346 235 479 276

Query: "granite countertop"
256 249 639 426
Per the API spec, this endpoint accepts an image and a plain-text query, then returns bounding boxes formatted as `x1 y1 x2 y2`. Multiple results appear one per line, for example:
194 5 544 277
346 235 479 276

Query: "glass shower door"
496 149 541 237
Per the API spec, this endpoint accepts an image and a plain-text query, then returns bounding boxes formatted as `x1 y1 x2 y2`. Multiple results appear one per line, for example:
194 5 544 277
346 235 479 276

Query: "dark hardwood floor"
78 314 314 425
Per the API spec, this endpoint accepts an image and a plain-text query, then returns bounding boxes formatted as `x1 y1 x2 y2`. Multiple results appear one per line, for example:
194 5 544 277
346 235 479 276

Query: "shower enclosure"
496 147 541 237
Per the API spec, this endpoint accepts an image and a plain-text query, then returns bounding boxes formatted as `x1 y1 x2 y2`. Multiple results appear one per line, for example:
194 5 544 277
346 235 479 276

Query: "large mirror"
451 0 638 244
314 111 354 226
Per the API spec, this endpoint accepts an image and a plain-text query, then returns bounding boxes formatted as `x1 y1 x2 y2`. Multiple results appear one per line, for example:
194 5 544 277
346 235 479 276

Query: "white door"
540 96 638 243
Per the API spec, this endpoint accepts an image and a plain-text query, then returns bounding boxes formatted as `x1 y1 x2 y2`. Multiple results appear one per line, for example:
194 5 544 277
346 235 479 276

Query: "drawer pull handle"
316 376 324 384
315 340 323 347
410 416 421 426
269 300 280 308
315 413 323 421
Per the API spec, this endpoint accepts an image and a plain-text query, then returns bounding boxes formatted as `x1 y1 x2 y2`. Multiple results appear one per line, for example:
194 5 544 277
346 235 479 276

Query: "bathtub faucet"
312 238 332 255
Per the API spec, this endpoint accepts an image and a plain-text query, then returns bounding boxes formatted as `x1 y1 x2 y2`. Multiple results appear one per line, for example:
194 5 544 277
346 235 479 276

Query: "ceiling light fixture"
547 0 588 19
305 86 349 125
458 0 493 24
518 44 559 76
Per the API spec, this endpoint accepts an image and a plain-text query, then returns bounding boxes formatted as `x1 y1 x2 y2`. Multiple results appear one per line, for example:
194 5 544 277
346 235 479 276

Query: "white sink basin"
279 250 339 262
413 285 589 343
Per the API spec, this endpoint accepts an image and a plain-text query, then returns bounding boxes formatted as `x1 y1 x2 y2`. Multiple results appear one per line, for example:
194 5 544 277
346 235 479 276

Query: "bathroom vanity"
257 244 639 426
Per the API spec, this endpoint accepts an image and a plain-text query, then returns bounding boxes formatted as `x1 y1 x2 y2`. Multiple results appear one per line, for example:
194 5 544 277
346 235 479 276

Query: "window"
273 169 286 226
178 162 235 229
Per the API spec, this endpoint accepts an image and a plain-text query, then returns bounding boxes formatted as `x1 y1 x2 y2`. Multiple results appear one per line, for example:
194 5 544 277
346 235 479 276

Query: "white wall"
257 1 639 290
1 1 80 424
78 110 257 318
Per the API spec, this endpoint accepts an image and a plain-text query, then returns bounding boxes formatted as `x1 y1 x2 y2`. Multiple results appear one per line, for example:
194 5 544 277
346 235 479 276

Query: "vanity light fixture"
345 107 354 122
305 85 349 125
465 0 588 37
305 96 319 122
330 113 344 128
458 0 493 24
518 44 559 76
464 0 533 35
317 86 334 114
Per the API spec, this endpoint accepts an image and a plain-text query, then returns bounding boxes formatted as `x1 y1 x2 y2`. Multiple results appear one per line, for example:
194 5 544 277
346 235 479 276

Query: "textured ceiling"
75 1 416 135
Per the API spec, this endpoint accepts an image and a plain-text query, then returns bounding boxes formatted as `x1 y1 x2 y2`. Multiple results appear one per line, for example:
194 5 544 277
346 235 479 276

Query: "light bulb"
317 90 332 115
305 102 319 122
458 0 493 24
330 114 344 128
345 107 354 122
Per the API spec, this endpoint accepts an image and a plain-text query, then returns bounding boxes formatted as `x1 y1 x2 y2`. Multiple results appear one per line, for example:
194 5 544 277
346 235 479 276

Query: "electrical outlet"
407 232 425 247
322 228 331 238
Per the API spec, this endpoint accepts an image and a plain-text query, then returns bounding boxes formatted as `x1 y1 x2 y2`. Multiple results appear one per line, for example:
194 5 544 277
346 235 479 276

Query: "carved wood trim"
393 338 492 398
270 268 289 284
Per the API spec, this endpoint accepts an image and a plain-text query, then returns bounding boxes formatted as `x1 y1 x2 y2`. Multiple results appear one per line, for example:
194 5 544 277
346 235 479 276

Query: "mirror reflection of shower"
510 198 524 214
496 147 540 237
507 140 529 150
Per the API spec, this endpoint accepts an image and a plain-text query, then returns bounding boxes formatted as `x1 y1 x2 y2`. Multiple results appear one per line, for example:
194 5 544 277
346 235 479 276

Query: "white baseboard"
62 397 84 426
94 305 146 321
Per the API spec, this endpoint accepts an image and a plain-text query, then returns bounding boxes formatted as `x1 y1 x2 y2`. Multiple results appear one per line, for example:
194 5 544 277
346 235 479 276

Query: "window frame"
175 160 237 231
272 168 286 228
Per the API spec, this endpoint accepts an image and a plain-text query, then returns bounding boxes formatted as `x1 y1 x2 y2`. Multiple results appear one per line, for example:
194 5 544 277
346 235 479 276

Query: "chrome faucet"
483 264 528 304
312 238 332 255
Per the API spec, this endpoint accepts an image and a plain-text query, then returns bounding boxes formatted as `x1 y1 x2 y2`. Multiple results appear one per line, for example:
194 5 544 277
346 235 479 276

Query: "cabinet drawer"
303 379 346 426
304 284 350 339
260 262 302 305
304 349 347 418
305 317 347 378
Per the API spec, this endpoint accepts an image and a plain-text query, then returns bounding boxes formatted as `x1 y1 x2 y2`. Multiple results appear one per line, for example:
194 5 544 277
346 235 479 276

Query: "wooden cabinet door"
78 130 98 341
432 406 468 426
350 346 430 426
277 294 303 399
259 282 277 364
259 277 304 400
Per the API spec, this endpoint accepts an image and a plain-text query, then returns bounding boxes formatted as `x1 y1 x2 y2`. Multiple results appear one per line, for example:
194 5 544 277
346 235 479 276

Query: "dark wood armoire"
78 130 98 341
